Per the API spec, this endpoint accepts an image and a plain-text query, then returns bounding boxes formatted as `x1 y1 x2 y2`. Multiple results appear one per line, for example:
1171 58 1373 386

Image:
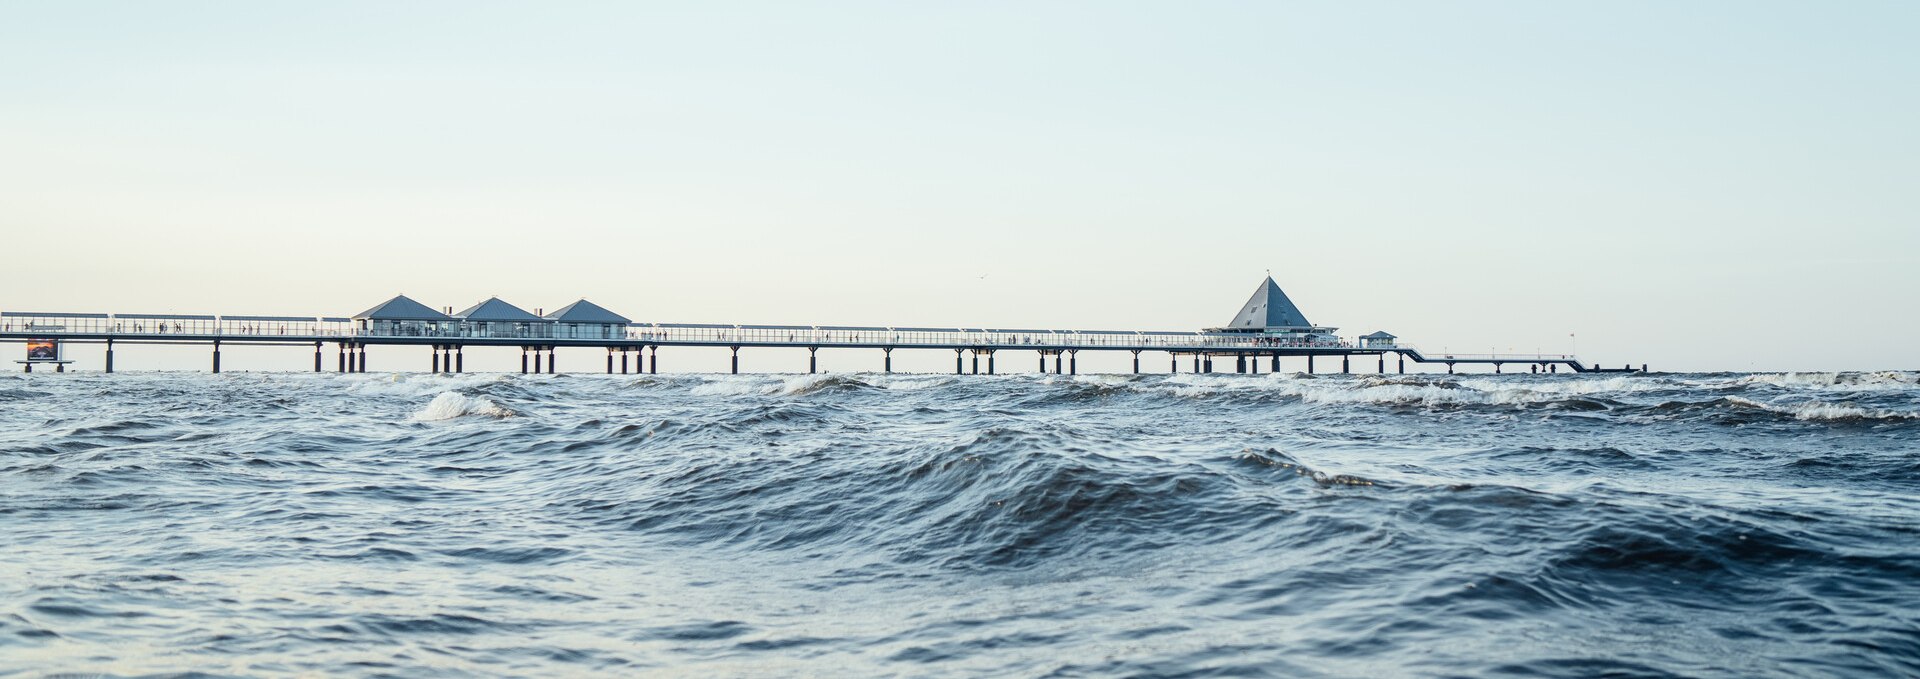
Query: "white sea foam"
1725 396 1917 422
1730 372 1920 392
413 391 513 421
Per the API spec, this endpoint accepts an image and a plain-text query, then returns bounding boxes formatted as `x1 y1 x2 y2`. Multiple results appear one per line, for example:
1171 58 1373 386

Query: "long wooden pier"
0 279 1643 375
0 315 1637 376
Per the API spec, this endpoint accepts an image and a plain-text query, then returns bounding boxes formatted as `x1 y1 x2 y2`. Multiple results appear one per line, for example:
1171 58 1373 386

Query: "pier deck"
0 312 1631 375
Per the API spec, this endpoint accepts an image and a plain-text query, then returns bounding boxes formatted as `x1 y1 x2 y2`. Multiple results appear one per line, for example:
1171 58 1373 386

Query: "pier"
0 278 1642 375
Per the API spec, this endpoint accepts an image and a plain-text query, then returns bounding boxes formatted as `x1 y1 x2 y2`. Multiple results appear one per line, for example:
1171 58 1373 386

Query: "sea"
2 370 1916 677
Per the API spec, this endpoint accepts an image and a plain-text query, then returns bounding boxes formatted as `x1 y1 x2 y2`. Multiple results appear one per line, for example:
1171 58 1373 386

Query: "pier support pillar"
358 345 367 373
521 347 529 374
310 342 319 373
432 346 440 374
338 344 345 372
883 348 892 373
1306 355 1314 375
1271 353 1280 372
956 349 964 375
533 349 542 374
1040 352 1047 373
1447 363 1455 375
548 347 556 374
987 351 995 375
970 350 978 375
809 347 818 374
1192 355 1201 373
1495 363 1502 374
1378 355 1385 373
456 347 463 373
106 340 115 374
1236 355 1246 374
21 363 28 373
607 348 614 374
1399 354 1406 374
1342 356 1349 374
1170 354 1177 374
649 346 658 374
621 349 629 374
1054 352 1063 375
1204 356 1213 374
1069 351 1077 375
732 346 741 375
1131 350 1140 374
212 341 221 374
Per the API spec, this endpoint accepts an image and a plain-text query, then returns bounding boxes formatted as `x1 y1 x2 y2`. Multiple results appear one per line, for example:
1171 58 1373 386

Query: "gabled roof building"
352 295 455 337
545 299 631 339
454 297 548 338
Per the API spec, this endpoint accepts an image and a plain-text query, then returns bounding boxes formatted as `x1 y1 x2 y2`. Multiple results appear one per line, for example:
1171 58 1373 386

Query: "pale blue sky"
2 2 1915 372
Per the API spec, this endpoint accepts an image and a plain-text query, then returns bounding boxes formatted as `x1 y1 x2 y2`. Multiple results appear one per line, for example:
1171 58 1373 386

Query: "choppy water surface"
2 371 1917 677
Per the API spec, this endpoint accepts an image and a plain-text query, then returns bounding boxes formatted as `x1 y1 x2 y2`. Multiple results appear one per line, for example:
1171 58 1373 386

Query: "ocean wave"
412 391 514 421
1728 371 1920 391
1725 396 1919 423
6 371 1918 677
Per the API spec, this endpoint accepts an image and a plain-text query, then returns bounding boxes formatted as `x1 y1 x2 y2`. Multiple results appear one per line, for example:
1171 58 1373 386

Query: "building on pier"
544 299 630 340
352 295 453 337
453 297 547 338
1358 331 1398 349
1207 276 1341 345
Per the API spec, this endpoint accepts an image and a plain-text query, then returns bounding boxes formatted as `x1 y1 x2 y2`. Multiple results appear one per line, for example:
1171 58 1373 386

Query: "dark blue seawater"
2 371 1917 677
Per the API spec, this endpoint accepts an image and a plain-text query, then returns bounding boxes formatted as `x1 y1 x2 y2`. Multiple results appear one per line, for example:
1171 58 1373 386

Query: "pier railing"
2 311 1412 353
618 323 1355 351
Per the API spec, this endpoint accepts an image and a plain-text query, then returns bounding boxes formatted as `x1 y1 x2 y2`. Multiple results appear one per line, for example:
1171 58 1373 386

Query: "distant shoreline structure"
2 277 1642 375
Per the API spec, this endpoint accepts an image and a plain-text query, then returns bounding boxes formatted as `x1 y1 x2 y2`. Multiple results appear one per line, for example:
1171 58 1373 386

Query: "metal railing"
1 312 1398 352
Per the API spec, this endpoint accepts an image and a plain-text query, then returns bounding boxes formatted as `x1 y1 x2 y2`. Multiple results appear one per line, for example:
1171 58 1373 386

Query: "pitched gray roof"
353 295 451 321
544 299 630 324
1224 277 1313 329
453 297 543 322
1361 331 1397 339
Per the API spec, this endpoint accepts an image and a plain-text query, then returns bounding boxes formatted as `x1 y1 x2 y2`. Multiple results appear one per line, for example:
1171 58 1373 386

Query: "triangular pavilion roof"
1360 331 1397 340
1224 276 1314 329
544 299 631 324
353 295 451 321
453 297 543 322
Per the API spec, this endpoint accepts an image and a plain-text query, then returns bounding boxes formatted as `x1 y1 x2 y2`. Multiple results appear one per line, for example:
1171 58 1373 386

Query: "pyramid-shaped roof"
453 297 543 322
544 299 630 324
353 294 451 321
1224 277 1313 329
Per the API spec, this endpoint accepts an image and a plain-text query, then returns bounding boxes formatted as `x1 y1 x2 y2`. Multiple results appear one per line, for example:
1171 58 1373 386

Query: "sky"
2 1 1916 373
